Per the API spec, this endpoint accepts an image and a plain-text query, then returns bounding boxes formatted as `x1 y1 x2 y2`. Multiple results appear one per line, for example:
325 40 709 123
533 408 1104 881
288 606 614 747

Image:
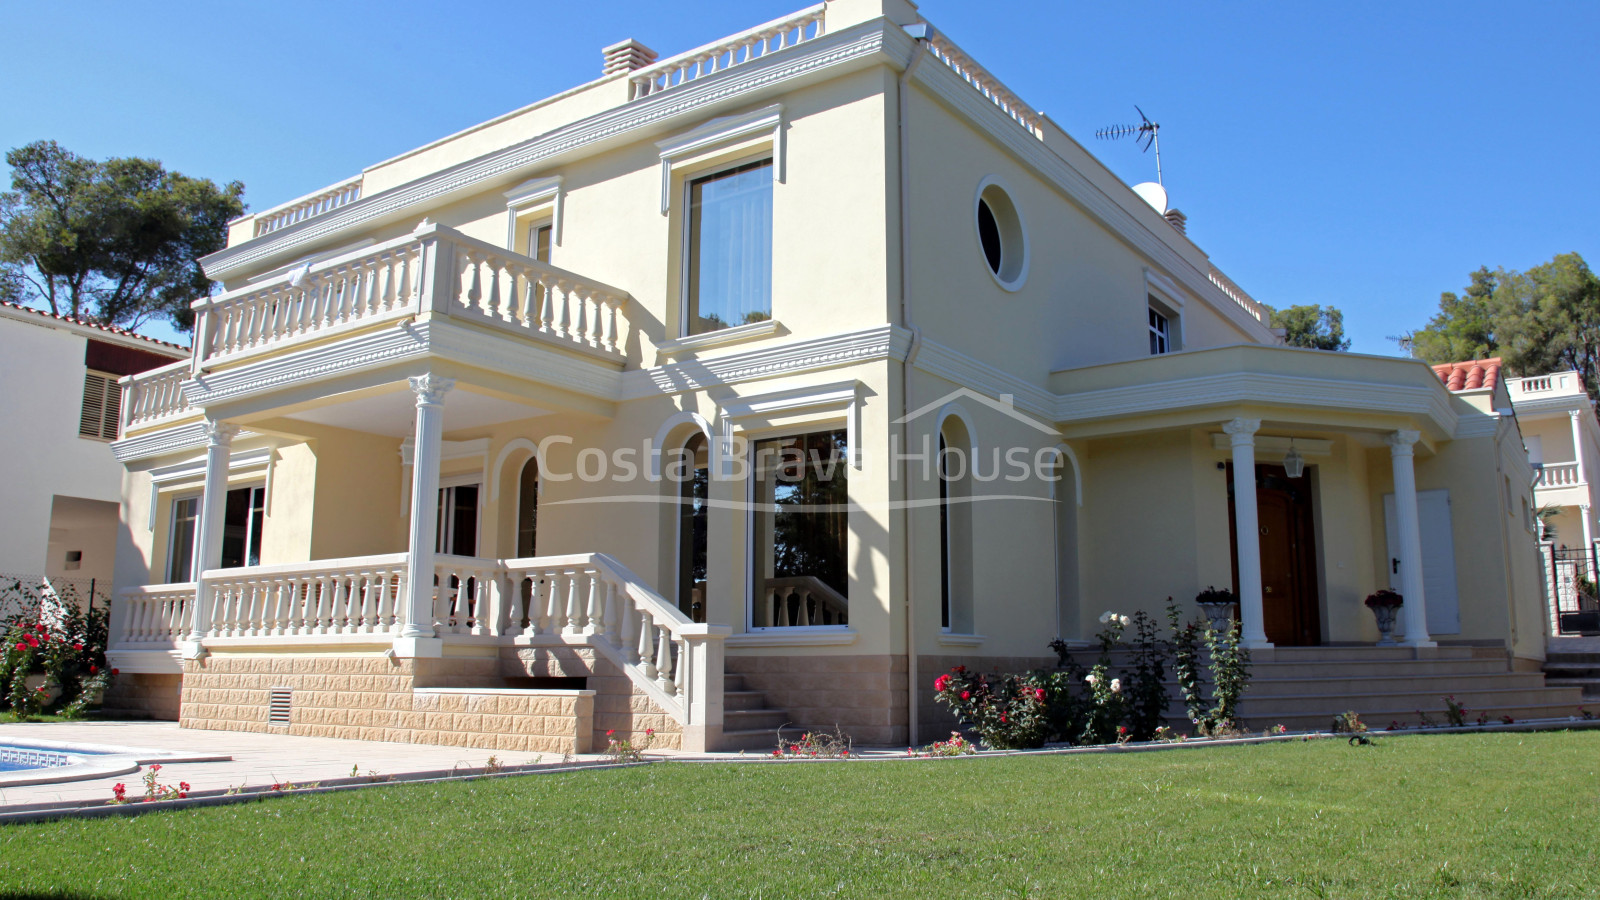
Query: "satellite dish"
1131 182 1168 214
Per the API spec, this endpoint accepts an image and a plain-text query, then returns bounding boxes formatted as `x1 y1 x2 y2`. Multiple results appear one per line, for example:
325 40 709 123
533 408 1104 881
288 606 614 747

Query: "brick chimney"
1164 208 1188 236
603 39 658 76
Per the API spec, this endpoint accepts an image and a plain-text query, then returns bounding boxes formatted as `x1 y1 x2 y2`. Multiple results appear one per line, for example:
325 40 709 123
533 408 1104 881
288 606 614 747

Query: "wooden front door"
1229 463 1321 646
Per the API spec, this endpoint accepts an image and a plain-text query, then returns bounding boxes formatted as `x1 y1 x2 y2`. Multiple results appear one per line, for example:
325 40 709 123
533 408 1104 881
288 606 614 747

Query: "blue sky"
3 1 1595 354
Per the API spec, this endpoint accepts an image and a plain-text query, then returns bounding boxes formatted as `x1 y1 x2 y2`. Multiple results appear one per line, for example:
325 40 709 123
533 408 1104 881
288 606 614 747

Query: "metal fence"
0 572 112 626
1541 544 1600 635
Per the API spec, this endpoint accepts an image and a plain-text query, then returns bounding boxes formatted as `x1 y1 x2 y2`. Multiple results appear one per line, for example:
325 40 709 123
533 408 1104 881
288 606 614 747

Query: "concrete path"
0 721 605 810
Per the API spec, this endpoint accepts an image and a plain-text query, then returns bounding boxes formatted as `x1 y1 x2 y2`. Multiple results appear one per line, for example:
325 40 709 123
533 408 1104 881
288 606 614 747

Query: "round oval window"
974 179 1027 290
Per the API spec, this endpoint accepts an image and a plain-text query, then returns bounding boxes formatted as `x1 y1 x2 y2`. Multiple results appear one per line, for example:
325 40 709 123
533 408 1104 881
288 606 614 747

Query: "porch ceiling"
281 384 550 438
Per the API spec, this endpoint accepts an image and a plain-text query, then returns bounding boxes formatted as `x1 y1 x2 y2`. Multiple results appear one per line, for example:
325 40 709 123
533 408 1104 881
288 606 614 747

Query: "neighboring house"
0 302 188 600
1501 368 1600 634
103 0 1578 752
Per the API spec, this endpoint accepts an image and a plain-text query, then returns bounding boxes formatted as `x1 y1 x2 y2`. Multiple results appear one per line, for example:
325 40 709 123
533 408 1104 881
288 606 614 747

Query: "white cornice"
910 338 1056 420
621 325 909 399
200 21 898 282
1053 370 1458 434
111 424 262 464
183 325 429 407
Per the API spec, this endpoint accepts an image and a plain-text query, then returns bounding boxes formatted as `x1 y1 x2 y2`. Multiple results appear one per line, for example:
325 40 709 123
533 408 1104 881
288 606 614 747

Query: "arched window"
1050 448 1082 639
939 415 974 633
672 433 710 623
515 456 539 557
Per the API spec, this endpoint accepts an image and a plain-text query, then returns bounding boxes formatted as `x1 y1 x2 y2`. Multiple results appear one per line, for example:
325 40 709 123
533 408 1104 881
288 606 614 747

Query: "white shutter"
79 372 122 440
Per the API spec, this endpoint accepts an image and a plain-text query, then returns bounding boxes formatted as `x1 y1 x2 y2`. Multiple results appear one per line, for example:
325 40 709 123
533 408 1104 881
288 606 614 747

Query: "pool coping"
0 737 231 789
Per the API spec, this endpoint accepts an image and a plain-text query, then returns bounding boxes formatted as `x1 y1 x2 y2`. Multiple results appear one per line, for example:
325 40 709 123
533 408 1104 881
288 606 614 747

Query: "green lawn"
3 732 1597 899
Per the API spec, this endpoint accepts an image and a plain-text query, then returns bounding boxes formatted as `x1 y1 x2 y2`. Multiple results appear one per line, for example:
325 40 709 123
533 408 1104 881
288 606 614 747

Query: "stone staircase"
1234 646 1585 731
719 674 803 752
1543 646 1600 702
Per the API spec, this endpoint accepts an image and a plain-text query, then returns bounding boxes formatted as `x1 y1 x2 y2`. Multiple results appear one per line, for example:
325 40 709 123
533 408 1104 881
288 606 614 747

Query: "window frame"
679 154 776 338
166 492 202 583
1149 307 1172 355
743 426 851 632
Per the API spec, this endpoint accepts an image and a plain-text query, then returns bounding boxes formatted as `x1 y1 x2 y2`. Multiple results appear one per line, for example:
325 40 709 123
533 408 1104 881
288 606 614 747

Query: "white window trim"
655 318 785 361
166 492 201 583
146 447 275 531
718 380 862 472
742 426 854 634
503 175 564 249
974 175 1029 292
435 476 483 558
655 104 784 216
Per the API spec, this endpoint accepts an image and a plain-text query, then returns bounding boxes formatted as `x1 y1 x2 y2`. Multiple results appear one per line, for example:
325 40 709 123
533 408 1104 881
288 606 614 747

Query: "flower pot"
1372 603 1400 646
1197 601 1236 633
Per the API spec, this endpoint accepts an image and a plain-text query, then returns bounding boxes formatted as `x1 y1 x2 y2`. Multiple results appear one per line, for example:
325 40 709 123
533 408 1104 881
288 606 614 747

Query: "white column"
1224 418 1272 649
187 419 239 643
1386 429 1435 649
401 373 454 640
1582 504 1596 575
1571 411 1587 486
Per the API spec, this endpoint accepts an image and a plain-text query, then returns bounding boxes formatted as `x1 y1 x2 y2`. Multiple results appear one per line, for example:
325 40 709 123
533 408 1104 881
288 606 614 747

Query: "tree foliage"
0 140 245 331
1403 253 1600 409
1271 304 1351 351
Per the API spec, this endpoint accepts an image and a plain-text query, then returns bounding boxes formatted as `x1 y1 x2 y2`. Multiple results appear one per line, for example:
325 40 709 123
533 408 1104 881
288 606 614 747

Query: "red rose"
934 674 951 692
25 635 39 648
72 643 83 651
111 668 119 676
12 642 23 652
89 665 98 674
960 691 970 700
34 624 46 632
1034 688 1046 700
1001 714 1008 723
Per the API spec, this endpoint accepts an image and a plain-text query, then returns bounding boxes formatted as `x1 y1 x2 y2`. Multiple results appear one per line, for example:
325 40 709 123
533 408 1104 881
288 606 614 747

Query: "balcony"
1537 462 1583 489
192 221 632 375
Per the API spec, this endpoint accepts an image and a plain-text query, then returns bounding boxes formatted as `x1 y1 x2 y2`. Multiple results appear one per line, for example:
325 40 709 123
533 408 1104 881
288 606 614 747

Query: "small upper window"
974 178 1027 290
1149 308 1171 355
528 222 552 263
686 159 773 335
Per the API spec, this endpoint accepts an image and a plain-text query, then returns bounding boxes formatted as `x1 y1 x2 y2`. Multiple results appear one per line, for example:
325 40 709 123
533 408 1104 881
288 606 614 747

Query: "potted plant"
1364 589 1403 645
1195 587 1236 633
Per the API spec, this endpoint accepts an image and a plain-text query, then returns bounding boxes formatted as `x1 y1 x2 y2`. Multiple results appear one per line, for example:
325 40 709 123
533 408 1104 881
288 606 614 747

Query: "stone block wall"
101 673 182 720
505 645 683 751
725 654 909 746
178 653 594 754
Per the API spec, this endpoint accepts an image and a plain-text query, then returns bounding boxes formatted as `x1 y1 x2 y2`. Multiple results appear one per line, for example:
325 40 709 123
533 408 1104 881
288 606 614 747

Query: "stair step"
717 724 805 753
724 709 792 731
723 690 771 712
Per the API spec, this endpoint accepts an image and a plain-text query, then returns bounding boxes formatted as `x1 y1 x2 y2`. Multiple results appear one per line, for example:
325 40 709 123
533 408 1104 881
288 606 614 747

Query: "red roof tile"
1431 357 1502 392
0 300 189 353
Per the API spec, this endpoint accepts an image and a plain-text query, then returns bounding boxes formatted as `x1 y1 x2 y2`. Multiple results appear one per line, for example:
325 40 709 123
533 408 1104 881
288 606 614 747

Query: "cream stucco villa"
103 0 1579 751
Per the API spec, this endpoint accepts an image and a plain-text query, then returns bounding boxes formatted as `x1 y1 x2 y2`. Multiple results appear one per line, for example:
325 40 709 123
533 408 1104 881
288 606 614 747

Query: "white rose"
1119 615 1131 628
1098 611 1114 624
1085 673 1099 686
1110 678 1122 693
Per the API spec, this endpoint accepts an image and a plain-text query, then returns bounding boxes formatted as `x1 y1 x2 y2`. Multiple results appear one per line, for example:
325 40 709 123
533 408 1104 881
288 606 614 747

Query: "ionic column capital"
1223 418 1261 447
408 373 456 408
1385 429 1421 455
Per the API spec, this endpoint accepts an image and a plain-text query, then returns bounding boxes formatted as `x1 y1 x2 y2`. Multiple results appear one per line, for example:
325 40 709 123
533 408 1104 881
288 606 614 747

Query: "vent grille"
267 687 292 727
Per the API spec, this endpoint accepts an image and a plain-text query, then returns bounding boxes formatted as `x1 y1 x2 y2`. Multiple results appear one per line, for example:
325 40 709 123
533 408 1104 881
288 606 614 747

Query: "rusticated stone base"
178 653 595 755
725 654 909 746
504 646 683 751
101 673 182 720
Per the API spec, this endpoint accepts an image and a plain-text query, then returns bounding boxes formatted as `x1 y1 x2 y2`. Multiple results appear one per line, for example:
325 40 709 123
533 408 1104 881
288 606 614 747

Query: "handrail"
119 359 194 434
628 4 826 100
1207 264 1271 324
252 177 363 237
923 32 1043 140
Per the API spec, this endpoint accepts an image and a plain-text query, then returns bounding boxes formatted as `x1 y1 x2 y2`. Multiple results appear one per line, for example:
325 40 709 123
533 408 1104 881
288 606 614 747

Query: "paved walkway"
0 721 606 809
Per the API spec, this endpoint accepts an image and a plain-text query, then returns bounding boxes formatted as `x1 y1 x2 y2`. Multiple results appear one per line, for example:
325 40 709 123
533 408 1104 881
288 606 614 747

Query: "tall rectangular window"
687 159 773 335
1149 308 1171 355
750 430 848 628
168 497 199 583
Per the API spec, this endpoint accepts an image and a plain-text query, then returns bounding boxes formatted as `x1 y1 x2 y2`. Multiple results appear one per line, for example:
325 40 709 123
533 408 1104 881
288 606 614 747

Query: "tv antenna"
1096 106 1162 185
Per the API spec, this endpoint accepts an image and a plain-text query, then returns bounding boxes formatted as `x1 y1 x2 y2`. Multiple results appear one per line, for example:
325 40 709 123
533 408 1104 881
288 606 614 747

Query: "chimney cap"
603 39 658 76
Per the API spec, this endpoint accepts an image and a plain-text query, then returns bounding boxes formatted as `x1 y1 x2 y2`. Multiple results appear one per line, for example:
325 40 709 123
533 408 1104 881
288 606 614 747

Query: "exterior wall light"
1283 439 1305 478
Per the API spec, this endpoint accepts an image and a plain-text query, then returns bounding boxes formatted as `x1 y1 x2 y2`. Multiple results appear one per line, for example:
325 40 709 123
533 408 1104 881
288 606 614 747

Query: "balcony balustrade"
1536 462 1583 489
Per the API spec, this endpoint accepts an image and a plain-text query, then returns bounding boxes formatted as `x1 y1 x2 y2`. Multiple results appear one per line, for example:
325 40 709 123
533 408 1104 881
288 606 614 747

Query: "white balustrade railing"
200 555 409 638
115 584 193 645
445 230 630 356
253 177 363 237
119 360 193 433
924 33 1044 140
761 575 848 627
1536 462 1583 489
1509 372 1583 397
628 4 825 100
115 551 725 736
190 222 632 372
1207 264 1271 324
